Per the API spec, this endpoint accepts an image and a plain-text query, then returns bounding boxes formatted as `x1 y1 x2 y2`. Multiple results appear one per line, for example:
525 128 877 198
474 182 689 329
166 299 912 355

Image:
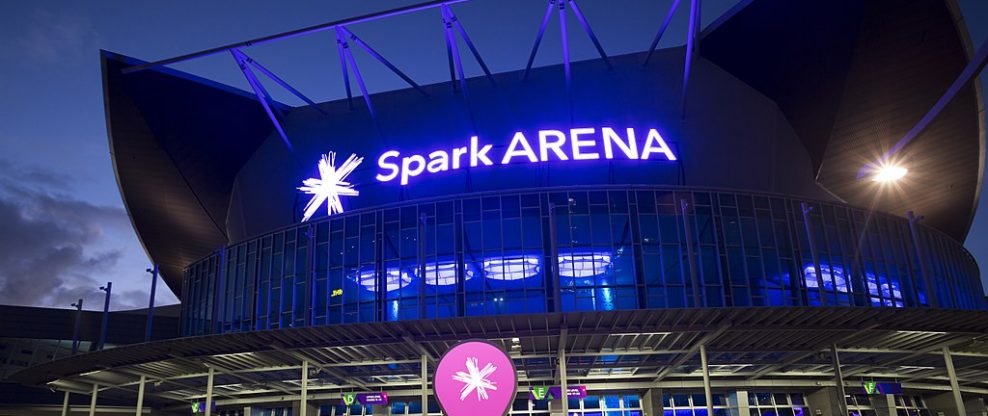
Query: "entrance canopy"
12 307 988 411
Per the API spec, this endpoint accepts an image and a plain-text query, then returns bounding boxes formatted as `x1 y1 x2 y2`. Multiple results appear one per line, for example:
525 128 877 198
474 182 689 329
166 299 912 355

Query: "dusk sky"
0 0 986 311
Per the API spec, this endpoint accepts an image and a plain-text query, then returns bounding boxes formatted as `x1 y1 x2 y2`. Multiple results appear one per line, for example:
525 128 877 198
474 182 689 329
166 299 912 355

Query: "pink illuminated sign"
433 340 517 416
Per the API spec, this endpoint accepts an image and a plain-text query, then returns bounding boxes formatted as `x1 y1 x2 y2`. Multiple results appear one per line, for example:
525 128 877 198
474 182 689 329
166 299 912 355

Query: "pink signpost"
434 340 517 416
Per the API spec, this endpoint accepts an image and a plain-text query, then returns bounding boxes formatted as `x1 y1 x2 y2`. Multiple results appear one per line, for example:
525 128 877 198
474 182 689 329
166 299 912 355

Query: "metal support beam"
135 375 146 416
444 4 495 84
907 211 938 308
336 27 377 120
680 0 700 120
300 360 309 416
750 324 881 380
842 336 974 378
205 366 215 416
144 264 158 342
231 50 294 152
699 345 713 416
560 328 569 416
441 6 468 94
943 347 967 416
831 345 848 416
339 26 428 96
404 336 436 364
71 299 83 354
523 1 556 81
98 282 112 351
800 203 827 305
269 344 370 389
238 52 327 115
680 199 702 307
558 0 571 88
421 354 429 416
88 384 98 416
567 0 611 69
644 0 682 65
655 324 730 382
123 0 467 73
866 37 988 174
61 391 70 416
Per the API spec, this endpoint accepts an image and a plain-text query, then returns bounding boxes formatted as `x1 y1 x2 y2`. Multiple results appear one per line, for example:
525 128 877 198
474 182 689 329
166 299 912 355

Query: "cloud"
0 160 139 309
12 8 99 64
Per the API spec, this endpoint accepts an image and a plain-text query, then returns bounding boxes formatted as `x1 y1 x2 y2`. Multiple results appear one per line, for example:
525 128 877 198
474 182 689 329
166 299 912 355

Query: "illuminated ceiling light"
872 163 908 183
483 255 541 280
558 252 612 278
421 261 474 286
350 268 411 292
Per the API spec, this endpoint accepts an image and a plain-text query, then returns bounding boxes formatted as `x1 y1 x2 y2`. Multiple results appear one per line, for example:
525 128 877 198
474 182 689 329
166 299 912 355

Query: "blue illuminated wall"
181 187 985 336
224 49 834 242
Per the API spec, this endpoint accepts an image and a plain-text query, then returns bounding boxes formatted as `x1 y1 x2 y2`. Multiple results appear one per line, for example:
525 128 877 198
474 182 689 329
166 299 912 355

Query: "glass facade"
181 187 985 336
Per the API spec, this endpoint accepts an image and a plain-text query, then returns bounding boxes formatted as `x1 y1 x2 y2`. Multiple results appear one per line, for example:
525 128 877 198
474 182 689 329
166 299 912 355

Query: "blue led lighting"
350 268 412 292
804 263 904 307
420 261 474 286
374 127 677 185
483 255 541 281
558 251 612 278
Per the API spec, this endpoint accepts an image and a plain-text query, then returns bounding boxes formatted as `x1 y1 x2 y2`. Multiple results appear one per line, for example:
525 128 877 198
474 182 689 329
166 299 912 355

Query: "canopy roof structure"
12 307 988 411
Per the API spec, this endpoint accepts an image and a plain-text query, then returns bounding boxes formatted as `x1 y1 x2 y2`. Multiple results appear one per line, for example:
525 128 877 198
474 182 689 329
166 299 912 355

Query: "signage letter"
570 128 599 160
641 129 677 160
602 127 639 159
501 132 538 164
538 130 569 161
401 154 427 185
470 136 494 167
427 150 451 173
376 151 401 182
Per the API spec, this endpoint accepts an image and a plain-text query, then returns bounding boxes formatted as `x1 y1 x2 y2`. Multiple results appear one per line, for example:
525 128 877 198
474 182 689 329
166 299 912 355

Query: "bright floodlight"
872 164 907 182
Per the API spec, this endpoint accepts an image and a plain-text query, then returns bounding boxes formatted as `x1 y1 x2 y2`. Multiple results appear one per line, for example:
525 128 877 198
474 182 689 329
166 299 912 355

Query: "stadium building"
11 0 988 415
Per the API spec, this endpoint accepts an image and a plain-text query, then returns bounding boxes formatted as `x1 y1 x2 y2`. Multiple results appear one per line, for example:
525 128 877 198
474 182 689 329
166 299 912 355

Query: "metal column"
800 203 827 305
71 299 83 354
88 384 98 416
699 344 713 416
421 354 429 416
301 360 309 416
831 344 848 416
680 199 701 307
560 329 568 416
135 375 146 416
144 264 159 342
98 282 112 350
61 391 70 416
205 366 215 416
907 212 938 308
943 347 966 416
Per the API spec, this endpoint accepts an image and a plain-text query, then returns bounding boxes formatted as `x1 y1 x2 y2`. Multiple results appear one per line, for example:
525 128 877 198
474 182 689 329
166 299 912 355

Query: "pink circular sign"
433 340 517 416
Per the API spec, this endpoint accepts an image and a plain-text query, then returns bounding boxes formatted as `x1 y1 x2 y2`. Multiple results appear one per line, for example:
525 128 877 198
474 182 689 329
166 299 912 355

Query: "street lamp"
97 282 112 350
144 265 158 342
872 163 908 183
70 299 83 355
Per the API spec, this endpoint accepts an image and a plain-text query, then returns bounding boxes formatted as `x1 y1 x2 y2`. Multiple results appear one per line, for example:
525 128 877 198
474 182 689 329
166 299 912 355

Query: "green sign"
530 386 551 400
863 381 878 395
343 393 357 405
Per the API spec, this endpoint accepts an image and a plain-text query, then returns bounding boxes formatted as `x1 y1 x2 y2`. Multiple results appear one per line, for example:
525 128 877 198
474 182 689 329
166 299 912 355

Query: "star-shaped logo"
452 357 498 401
298 151 363 222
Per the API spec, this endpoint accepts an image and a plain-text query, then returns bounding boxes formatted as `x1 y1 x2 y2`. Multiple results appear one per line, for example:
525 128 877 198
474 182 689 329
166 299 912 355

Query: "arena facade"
11 0 988 415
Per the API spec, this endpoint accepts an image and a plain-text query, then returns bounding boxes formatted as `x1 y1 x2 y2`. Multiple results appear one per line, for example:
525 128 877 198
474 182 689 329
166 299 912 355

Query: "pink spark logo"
434 340 516 416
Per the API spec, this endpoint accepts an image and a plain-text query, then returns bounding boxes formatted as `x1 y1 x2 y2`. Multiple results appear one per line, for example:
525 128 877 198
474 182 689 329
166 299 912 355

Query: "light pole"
70 299 83 355
144 264 158 342
97 282 112 350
